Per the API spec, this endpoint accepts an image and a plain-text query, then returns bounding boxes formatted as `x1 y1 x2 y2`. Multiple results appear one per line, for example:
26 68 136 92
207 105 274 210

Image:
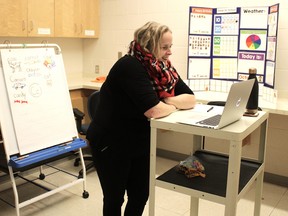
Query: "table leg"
225 140 242 216
258 120 267 162
190 196 199 216
193 135 203 153
253 119 267 215
149 127 157 216
254 170 264 215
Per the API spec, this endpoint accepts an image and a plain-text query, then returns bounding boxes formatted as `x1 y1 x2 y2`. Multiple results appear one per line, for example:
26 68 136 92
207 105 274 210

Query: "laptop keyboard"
196 114 222 126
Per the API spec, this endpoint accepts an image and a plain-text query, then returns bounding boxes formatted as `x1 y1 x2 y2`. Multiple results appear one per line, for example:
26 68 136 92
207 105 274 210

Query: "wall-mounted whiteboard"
0 46 78 155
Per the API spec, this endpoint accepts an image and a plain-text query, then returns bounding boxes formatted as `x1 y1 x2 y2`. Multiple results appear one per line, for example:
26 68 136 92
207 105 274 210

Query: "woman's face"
157 31 173 63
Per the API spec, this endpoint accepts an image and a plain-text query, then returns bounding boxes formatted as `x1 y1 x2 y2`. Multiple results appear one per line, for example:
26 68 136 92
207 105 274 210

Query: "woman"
86 21 196 216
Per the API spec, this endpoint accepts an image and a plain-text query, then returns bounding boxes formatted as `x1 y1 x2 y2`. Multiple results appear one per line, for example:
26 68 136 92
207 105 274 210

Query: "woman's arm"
144 93 196 119
163 93 196 109
144 101 177 119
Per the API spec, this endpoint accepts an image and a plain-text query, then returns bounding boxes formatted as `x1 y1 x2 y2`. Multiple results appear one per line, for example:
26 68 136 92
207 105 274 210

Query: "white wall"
83 0 288 95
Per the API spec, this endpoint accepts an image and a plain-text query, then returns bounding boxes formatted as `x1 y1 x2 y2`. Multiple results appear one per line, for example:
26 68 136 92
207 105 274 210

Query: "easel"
0 42 89 216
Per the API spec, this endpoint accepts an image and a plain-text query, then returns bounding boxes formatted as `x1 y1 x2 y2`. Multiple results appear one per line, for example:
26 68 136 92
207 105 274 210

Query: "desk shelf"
157 151 261 199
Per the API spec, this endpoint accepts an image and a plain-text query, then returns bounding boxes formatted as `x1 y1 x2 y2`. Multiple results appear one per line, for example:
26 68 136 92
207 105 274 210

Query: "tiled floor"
0 156 288 216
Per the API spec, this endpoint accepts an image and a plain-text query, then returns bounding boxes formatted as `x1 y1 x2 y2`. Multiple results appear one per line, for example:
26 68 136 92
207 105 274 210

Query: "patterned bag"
178 156 206 178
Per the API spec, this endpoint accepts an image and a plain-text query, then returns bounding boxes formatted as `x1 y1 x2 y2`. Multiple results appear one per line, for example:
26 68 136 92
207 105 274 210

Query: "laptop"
178 79 255 129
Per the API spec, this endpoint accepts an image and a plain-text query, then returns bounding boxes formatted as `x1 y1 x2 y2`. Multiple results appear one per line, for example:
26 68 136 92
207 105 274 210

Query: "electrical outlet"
95 65 100 74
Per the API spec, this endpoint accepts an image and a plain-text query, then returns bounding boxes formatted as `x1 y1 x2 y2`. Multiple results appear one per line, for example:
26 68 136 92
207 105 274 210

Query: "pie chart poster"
239 30 267 52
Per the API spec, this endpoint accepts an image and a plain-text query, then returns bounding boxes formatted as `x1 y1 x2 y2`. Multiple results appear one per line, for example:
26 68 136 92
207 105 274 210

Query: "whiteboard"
0 64 18 155
0 47 78 155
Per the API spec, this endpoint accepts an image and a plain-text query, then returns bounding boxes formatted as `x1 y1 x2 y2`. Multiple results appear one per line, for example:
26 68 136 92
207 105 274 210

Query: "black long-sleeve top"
86 55 194 155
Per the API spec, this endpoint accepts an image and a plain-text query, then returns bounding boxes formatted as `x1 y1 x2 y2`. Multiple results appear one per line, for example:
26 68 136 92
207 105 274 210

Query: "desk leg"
258 119 267 162
149 127 157 216
253 120 267 216
193 135 203 153
225 140 242 216
190 196 199 216
254 170 264 216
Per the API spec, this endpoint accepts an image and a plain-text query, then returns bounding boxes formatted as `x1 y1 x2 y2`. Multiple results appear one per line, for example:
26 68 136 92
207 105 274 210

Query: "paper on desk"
177 104 224 125
188 104 224 114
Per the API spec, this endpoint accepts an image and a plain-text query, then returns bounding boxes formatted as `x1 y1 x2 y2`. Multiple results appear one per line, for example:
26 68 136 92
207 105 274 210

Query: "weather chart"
187 4 279 92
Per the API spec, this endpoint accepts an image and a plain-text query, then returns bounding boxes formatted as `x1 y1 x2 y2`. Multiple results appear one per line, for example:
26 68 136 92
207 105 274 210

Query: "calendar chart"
187 4 279 90
213 36 238 56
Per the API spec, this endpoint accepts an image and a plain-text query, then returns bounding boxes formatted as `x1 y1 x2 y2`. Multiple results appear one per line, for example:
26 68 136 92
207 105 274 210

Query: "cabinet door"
0 0 27 36
27 0 54 37
81 0 99 38
55 0 82 37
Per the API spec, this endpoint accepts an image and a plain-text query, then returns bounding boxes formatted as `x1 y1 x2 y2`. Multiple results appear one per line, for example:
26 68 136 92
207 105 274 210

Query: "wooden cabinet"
55 0 99 38
0 0 99 38
27 0 54 37
55 0 82 37
0 0 28 36
0 0 54 37
81 0 100 38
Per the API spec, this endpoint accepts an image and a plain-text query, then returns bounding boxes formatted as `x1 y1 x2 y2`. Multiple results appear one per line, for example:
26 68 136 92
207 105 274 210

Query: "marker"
207 107 214 112
101 146 109 152
15 155 29 161
58 145 72 152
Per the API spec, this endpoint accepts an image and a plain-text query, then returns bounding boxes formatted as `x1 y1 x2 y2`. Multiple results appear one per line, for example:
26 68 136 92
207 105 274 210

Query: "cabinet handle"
29 21 34 32
74 23 77 33
80 24 83 34
22 20 25 31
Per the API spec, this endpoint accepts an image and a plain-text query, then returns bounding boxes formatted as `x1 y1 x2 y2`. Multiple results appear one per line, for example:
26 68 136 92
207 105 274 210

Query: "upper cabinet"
55 0 100 38
55 0 82 37
0 0 28 36
81 0 100 38
0 0 99 38
27 0 55 37
0 0 54 37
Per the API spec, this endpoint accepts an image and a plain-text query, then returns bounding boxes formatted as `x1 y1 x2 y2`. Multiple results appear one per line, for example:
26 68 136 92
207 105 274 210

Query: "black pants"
91 142 150 216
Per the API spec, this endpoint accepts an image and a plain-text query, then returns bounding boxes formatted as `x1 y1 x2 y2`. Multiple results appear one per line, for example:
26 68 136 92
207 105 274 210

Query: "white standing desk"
149 110 269 216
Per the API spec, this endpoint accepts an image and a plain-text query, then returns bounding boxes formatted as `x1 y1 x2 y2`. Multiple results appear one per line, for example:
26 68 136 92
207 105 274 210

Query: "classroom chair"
73 90 100 178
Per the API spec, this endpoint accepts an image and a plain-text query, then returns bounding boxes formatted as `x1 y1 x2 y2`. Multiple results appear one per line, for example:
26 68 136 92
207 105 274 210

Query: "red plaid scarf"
128 40 179 99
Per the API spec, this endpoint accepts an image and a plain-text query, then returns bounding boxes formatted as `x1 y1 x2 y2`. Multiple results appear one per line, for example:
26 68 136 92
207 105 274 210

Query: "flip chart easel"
0 43 89 216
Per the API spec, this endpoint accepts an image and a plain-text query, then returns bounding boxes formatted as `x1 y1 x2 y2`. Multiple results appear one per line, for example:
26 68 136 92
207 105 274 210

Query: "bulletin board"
187 4 279 91
0 44 78 155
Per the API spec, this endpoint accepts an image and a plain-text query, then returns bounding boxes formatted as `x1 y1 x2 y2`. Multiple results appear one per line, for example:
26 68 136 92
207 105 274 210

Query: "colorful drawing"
43 57 56 69
246 34 261 49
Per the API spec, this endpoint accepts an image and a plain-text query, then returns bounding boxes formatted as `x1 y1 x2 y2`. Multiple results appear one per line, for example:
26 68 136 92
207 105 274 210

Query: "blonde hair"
134 21 171 57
